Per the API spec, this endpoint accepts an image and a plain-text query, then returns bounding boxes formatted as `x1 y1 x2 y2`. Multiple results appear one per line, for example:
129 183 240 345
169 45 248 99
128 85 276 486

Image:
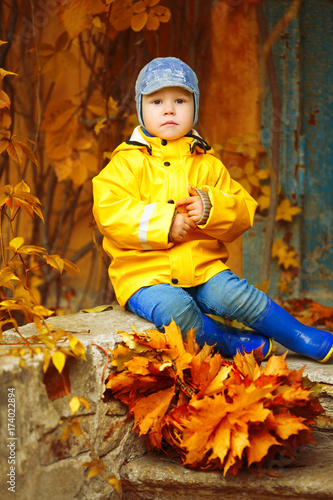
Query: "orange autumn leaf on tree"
131 0 171 31
41 99 79 164
41 99 100 185
58 0 106 39
106 322 323 475
110 0 134 31
0 89 10 110
110 0 171 32
39 32 78 83
0 180 43 220
0 132 38 168
52 136 99 186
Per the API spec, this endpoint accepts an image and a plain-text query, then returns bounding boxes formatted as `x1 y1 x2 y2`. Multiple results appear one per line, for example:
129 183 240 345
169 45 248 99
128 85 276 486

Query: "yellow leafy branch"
0 180 83 369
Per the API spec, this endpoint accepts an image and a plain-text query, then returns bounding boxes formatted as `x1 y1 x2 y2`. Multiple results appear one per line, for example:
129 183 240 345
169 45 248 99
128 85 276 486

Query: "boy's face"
141 87 194 140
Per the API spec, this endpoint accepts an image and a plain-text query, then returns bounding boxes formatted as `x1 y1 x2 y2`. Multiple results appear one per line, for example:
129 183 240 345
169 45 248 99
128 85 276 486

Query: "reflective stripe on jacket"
92 126 258 307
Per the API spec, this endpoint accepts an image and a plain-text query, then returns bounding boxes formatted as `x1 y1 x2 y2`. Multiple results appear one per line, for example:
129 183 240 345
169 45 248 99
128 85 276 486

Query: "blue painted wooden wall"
243 0 333 305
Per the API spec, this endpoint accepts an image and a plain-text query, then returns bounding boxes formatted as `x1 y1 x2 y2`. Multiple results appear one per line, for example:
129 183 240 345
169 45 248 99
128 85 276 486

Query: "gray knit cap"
135 57 199 128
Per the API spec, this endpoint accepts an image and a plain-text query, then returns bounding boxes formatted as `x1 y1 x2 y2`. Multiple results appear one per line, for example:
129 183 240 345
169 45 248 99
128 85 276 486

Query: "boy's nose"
163 102 175 114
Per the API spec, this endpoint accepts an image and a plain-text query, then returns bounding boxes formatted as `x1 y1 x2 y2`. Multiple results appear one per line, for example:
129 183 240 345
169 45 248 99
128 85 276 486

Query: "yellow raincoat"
92 127 258 307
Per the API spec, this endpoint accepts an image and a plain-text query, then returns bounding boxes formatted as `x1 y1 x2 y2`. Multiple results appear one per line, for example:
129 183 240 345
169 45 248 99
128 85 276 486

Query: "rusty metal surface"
244 0 333 305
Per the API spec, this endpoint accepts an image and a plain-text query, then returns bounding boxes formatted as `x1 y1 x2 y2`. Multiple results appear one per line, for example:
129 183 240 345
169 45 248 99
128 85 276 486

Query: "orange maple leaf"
131 0 171 32
0 89 10 110
131 386 175 440
247 429 279 467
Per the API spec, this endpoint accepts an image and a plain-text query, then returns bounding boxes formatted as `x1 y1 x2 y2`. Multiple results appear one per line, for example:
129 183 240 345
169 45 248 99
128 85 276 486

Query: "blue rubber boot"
251 298 333 362
196 313 272 358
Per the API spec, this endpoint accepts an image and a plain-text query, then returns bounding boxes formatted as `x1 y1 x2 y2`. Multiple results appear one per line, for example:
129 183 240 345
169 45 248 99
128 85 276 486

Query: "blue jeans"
126 270 268 338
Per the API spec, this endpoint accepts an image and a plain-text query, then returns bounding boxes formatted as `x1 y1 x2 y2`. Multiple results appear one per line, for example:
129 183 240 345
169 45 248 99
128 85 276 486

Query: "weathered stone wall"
0 306 153 500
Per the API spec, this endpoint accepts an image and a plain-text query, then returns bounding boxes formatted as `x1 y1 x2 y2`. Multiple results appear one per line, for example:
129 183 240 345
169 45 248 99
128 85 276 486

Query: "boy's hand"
176 185 203 223
170 213 196 242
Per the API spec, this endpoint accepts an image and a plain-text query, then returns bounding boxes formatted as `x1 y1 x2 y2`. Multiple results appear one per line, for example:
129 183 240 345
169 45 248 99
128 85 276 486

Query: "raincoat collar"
124 126 211 156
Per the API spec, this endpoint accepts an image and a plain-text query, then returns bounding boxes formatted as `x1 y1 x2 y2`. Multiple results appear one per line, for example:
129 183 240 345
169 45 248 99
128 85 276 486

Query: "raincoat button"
172 278 178 284
164 161 170 166
168 200 175 204
161 139 167 145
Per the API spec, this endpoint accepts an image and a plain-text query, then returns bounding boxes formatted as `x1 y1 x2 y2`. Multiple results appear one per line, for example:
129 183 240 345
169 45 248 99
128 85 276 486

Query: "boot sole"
320 343 333 363
263 338 273 359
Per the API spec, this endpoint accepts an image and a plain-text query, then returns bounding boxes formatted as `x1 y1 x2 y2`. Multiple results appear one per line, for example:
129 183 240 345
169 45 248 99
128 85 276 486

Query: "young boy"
93 57 333 363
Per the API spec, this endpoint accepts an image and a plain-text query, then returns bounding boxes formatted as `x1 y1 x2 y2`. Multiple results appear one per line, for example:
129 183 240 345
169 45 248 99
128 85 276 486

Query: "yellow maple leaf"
178 394 231 465
247 429 279 466
233 349 261 381
267 411 308 440
223 421 250 474
190 345 224 396
124 356 151 376
276 197 302 222
272 237 299 269
257 184 271 210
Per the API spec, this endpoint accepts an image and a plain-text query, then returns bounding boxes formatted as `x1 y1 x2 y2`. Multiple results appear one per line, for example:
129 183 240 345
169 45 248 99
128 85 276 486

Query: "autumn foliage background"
0 0 332 325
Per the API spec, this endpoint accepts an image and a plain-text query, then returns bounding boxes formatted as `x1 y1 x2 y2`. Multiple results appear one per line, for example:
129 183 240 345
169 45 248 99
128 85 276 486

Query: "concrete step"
120 433 333 500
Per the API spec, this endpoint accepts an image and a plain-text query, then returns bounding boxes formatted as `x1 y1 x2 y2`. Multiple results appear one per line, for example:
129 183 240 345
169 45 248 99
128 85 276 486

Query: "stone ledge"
0 305 153 500
0 305 332 499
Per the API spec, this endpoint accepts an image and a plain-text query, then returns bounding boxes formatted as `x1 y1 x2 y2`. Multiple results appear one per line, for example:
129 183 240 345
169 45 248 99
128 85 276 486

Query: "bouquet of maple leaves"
106 321 323 475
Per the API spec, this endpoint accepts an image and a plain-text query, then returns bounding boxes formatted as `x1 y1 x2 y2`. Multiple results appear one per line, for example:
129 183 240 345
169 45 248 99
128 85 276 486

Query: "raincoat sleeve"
197 163 258 242
92 154 175 250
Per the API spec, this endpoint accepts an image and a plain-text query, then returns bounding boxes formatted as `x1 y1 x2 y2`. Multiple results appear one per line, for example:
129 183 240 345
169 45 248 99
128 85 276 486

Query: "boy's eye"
152 99 162 105
176 99 185 104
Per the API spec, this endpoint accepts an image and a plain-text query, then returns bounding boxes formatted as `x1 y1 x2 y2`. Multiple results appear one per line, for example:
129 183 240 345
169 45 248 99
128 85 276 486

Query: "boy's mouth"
162 121 177 126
